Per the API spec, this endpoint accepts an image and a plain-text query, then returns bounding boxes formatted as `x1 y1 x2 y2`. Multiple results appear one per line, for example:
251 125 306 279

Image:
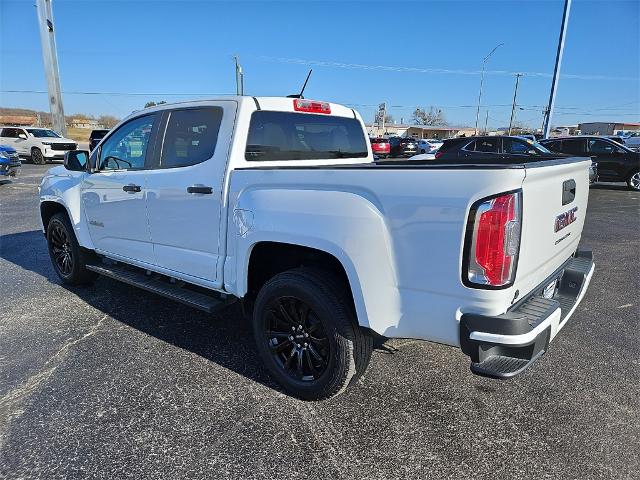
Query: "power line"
257 56 639 82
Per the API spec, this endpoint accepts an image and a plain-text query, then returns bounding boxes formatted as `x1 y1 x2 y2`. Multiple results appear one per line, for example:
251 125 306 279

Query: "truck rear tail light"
435 150 443 159
293 99 331 114
463 191 522 288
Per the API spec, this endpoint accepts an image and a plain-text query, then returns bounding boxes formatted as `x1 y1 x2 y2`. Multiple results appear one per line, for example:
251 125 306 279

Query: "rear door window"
561 138 586 155
1 128 18 138
245 111 368 161
466 138 500 153
160 107 223 168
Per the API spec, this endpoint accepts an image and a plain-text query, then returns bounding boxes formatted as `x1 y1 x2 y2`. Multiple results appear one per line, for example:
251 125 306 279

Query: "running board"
86 263 234 314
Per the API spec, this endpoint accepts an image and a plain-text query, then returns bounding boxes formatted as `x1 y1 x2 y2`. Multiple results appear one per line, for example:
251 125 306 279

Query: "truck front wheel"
46 213 98 285
253 267 372 400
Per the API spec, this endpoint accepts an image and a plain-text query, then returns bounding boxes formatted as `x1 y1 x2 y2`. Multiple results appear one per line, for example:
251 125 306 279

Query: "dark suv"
388 137 418 157
89 129 109 152
540 136 640 190
435 136 556 161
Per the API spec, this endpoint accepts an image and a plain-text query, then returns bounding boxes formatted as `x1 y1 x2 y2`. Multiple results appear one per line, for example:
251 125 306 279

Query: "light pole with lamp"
474 43 504 136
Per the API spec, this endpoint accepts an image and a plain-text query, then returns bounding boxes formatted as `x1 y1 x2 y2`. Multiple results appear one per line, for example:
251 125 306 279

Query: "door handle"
187 185 213 194
122 184 141 193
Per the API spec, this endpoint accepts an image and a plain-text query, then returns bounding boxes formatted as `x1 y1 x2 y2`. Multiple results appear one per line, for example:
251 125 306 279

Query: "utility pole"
508 73 523 135
234 56 244 95
475 43 504 135
35 0 66 136
543 0 571 139
541 106 550 133
484 110 489 134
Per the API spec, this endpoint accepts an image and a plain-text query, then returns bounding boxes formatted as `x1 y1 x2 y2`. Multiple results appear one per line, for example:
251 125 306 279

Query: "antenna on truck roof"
287 69 312 99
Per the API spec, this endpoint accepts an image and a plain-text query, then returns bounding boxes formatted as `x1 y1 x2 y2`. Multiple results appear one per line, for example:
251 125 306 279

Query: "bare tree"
411 106 448 126
98 115 119 128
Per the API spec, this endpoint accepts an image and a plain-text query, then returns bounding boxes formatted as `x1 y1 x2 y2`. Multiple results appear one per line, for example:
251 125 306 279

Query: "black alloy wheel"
265 296 330 382
49 222 74 277
253 268 372 400
46 213 98 285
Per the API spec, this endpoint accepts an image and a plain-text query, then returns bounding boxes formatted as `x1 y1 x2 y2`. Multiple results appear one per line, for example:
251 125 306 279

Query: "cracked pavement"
1 164 639 479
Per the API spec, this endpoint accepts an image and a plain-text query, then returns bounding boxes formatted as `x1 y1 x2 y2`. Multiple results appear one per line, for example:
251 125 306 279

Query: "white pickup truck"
39 97 595 399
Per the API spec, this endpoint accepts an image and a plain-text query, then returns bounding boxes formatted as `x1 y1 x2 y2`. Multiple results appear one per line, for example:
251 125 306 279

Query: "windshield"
246 111 368 161
26 129 61 138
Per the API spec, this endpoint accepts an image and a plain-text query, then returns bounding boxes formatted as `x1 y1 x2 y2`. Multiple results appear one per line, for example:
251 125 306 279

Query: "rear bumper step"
86 263 234 314
460 248 595 380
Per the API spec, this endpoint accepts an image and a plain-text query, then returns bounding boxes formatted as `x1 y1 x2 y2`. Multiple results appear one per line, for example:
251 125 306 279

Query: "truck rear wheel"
46 213 98 285
31 147 46 165
253 267 372 400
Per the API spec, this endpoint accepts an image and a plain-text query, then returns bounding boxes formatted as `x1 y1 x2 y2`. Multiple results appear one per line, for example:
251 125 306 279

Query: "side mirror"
64 150 90 171
18 133 27 140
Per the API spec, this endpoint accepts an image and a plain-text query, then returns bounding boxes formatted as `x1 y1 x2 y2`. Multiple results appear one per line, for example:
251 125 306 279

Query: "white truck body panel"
39 96 593 350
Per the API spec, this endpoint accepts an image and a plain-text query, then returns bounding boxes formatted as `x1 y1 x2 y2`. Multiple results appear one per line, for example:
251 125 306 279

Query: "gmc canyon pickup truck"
39 97 595 400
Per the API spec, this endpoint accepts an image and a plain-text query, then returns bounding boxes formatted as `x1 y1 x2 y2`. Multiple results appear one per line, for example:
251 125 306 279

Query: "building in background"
578 122 640 136
0 114 38 126
366 124 475 139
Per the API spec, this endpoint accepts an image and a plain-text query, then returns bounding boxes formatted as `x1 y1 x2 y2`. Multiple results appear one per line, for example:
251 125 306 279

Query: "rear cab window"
245 111 368 161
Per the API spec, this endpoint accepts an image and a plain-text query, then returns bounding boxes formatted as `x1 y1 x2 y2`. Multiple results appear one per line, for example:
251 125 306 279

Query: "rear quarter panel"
225 166 527 346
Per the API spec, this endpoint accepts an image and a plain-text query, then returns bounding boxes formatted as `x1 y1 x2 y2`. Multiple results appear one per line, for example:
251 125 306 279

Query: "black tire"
47 212 98 285
627 170 640 191
253 267 372 400
31 147 46 165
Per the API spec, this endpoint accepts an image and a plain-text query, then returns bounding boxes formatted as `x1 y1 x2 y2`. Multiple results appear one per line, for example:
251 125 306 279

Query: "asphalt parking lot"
1 163 638 479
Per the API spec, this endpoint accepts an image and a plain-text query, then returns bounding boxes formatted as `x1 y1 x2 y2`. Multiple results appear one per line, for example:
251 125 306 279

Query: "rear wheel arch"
244 241 365 324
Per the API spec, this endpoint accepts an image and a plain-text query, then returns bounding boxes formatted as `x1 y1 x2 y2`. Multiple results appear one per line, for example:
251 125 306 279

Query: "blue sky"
1 0 638 129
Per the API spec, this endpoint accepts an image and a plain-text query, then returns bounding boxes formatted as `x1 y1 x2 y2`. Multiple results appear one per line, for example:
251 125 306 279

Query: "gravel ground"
1 163 638 479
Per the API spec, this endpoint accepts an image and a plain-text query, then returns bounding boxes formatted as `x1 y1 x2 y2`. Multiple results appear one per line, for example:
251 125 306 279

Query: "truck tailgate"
515 158 591 296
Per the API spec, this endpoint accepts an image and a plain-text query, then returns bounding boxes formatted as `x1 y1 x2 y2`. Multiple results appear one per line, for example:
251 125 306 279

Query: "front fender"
225 187 401 333
39 168 94 249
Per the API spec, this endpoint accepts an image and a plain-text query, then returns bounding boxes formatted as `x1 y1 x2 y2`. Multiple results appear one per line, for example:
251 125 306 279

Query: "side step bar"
86 263 235 314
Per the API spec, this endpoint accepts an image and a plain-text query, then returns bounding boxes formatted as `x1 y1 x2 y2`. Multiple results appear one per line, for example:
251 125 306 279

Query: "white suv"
0 126 77 164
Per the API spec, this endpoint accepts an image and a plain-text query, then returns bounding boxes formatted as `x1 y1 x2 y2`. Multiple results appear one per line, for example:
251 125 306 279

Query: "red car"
370 137 390 158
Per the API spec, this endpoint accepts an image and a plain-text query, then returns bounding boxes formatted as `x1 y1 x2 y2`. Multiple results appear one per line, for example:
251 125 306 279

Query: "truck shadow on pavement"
0 229 283 395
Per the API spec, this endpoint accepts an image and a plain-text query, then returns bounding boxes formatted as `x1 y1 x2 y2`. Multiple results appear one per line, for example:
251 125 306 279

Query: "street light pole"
543 0 572 139
508 73 523 135
474 43 504 135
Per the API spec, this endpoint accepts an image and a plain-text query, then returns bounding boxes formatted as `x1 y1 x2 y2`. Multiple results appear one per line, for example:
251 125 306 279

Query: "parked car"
540 136 640 190
435 135 558 161
416 139 443 154
40 97 595 400
0 127 77 164
0 144 21 178
388 136 418 157
369 137 390 158
89 129 110 152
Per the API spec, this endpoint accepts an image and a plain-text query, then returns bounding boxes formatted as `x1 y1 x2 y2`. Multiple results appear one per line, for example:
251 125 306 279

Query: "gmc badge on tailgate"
555 206 578 233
